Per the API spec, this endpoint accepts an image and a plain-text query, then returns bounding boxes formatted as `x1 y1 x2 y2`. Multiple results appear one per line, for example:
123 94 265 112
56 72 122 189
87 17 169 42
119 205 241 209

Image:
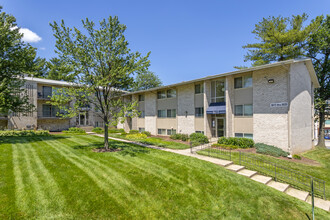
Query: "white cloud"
19 28 42 43
39 47 46 50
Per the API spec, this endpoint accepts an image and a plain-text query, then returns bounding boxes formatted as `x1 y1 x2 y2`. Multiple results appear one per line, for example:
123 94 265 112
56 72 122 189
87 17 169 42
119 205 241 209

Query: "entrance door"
77 112 89 126
217 118 225 137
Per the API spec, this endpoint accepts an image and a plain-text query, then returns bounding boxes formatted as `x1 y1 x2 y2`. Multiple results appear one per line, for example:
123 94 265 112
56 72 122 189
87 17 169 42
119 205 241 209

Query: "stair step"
226 164 245 172
306 196 330 212
251 174 273 184
237 169 257 178
267 180 290 192
285 187 309 201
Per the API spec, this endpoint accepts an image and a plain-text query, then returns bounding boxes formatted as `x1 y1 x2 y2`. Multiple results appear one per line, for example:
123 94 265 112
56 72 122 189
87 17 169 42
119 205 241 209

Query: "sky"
1 0 329 85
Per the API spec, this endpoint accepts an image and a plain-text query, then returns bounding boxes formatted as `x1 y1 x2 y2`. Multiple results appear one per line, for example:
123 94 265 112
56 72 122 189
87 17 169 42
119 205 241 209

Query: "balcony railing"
38 92 52 99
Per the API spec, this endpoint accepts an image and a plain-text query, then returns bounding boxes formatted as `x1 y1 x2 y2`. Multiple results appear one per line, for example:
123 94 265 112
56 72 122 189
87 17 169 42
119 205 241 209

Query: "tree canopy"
131 70 162 91
50 16 150 149
0 6 37 114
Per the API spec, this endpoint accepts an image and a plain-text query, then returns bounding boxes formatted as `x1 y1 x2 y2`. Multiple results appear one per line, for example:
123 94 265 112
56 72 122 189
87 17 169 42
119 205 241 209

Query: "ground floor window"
139 127 145 132
167 129 176 135
195 131 204 134
235 133 253 139
158 129 166 135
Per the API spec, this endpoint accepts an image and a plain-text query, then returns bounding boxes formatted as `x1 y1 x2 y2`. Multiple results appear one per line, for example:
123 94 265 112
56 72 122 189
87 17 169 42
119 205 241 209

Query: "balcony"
38 92 52 100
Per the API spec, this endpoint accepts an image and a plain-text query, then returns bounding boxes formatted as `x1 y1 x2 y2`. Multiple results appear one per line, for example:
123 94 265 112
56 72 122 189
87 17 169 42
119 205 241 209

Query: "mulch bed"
151 135 189 144
92 148 122 153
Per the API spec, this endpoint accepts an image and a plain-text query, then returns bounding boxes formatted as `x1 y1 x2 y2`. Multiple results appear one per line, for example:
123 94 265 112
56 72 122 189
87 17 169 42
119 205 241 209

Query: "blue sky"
1 0 329 85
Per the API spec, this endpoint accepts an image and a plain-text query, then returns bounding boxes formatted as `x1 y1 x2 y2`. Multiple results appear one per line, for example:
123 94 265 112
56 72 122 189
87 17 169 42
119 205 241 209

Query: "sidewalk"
88 132 330 212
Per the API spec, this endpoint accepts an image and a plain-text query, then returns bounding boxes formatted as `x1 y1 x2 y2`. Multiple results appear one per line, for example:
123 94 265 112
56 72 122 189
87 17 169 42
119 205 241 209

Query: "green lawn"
0 134 329 219
108 133 190 149
198 147 330 199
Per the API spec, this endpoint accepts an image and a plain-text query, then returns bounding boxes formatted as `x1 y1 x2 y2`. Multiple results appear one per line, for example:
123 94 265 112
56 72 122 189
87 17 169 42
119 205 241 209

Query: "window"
167 89 176 98
196 131 204 134
235 133 243 137
138 94 145 101
42 104 59 117
195 83 204 94
157 91 166 99
167 129 176 135
195 107 204 117
139 127 145 132
234 74 252 89
42 86 52 99
158 129 166 135
235 104 253 116
167 109 176 118
244 133 253 139
157 110 166 118
235 133 253 139
211 80 225 103
138 111 145 118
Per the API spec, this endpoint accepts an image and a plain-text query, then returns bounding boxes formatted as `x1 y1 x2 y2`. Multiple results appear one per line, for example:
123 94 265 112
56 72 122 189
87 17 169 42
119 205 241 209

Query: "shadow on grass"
0 135 68 145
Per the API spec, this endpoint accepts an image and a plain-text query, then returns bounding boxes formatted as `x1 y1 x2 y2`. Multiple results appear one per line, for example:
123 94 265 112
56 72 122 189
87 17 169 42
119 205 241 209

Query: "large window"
42 86 52 99
42 104 59 117
158 129 166 135
235 104 253 116
157 91 166 99
157 110 166 118
138 94 145 101
211 80 225 103
167 89 176 98
195 107 204 117
234 74 252 89
195 83 204 94
167 109 176 118
167 129 176 135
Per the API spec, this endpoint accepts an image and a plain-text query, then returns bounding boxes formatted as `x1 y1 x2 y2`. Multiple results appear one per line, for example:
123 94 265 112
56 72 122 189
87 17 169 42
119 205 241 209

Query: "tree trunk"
317 108 326 148
104 116 109 149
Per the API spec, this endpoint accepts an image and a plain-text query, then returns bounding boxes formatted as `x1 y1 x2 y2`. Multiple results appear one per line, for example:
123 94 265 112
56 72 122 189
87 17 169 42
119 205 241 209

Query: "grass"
108 133 190 149
198 147 330 199
0 134 329 219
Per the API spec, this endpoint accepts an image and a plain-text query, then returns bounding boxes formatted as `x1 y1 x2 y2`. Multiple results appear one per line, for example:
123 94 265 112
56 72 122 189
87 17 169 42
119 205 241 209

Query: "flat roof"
125 58 320 95
24 76 76 87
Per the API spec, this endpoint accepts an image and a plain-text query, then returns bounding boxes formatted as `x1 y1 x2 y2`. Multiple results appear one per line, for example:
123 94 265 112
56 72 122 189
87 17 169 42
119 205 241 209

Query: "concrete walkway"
88 132 330 212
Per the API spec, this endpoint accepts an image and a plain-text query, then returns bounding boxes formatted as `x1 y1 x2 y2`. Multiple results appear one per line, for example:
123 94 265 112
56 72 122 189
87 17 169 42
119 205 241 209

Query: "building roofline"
125 58 320 95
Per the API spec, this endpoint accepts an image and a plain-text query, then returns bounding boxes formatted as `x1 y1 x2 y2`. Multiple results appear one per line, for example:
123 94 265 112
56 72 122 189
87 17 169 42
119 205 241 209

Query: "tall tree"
131 70 162 91
50 17 150 149
304 15 330 147
242 14 329 147
45 57 75 82
0 6 36 114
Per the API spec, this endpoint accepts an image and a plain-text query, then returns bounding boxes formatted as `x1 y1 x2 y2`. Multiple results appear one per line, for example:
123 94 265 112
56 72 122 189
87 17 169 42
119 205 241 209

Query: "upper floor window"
138 111 145 118
138 94 145 101
234 74 252 89
195 107 204 117
157 110 166 118
167 109 176 118
167 89 176 98
235 104 253 116
211 80 225 103
157 91 166 99
42 86 52 99
195 83 204 94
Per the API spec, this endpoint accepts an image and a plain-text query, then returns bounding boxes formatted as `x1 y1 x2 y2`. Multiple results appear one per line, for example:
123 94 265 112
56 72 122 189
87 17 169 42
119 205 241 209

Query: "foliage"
125 133 147 140
211 143 238 150
108 128 124 133
129 129 139 134
63 127 86 134
0 6 37 114
45 57 75 82
92 127 104 134
0 130 49 137
218 137 254 149
49 16 150 149
255 143 289 157
293 154 302 160
131 70 162 91
170 133 189 141
189 133 209 146
141 131 151 137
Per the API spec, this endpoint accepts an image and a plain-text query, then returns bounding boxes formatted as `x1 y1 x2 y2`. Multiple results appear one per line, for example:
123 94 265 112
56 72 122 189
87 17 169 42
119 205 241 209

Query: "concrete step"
285 187 309 201
251 174 273 185
237 169 258 178
226 164 245 172
306 196 330 212
267 180 290 192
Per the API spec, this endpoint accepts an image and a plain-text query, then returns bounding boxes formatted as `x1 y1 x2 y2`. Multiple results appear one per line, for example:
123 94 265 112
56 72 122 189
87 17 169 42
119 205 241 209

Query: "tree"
304 15 330 147
131 70 162 91
45 57 75 82
243 14 321 66
0 6 36 115
50 16 150 149
242 14 329 147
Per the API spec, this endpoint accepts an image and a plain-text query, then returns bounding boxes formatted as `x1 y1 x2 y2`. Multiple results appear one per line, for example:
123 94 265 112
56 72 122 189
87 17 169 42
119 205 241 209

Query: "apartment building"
0 77 104 131
118 58 319 154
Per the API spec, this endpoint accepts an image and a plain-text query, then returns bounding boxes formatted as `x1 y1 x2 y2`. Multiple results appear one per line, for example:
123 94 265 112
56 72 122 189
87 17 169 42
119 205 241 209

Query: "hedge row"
218 137 254 149
0 130 50 137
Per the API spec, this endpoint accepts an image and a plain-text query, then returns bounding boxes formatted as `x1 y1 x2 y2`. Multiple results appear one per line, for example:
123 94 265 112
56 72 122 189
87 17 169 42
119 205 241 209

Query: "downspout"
287 65 292 154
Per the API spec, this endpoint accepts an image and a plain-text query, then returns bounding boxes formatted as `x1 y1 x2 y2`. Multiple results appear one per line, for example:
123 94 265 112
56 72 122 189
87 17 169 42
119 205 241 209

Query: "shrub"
189 133 209 146
126 133 147 140
218 137 254 149
92 127 104 134
129 130 139 134
108 128 125 133
141 131 151 137
293 154 302 160
63 127 86 133
170 133 189 141
0 130 50 137
211 143 238 149
255 143 289 157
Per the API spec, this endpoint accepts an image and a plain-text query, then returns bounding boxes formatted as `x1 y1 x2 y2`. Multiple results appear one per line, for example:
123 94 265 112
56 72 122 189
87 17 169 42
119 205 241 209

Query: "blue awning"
206 102 226 114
